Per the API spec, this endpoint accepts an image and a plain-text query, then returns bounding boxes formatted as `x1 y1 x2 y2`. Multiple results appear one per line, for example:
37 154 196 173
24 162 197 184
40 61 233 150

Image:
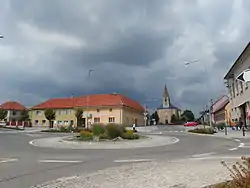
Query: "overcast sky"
0 0 249 113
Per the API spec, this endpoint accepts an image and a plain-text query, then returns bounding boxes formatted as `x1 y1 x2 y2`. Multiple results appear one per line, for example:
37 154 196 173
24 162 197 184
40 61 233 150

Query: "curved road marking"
114 159 155 163
172 156 242 163
192 152 216 158
0 158 18 164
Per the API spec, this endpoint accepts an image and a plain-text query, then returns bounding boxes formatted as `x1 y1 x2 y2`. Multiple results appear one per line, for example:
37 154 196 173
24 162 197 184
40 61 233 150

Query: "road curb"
29 135 180 149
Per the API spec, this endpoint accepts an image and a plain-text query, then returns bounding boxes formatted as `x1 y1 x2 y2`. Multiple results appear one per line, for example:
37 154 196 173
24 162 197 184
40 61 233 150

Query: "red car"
184 122 198 127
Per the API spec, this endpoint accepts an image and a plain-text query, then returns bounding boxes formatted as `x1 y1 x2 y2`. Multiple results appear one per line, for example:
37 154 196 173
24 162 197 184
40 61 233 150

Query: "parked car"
184 121 198 127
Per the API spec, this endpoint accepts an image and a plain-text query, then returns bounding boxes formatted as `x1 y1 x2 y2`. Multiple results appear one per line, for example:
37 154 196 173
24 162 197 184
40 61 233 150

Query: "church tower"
162 84 170 108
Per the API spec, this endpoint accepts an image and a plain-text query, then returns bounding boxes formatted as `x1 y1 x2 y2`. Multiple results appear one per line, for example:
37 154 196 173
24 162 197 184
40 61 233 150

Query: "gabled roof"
224 42 250 79
212 95 229 113
31 93 144 112
158 103 181 111
0 101 27 110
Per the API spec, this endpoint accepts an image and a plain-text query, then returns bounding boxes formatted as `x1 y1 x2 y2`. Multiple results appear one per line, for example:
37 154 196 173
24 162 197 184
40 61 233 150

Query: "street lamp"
184 60 212 126
86 69 93 128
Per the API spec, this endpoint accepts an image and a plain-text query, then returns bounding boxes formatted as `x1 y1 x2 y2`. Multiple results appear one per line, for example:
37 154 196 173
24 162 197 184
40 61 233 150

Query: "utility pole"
86 69 93 128
143 104 148 132
210 99 213 127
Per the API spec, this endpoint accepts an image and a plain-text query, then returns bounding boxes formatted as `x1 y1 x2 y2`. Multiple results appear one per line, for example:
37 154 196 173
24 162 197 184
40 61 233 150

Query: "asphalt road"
0 125 246 188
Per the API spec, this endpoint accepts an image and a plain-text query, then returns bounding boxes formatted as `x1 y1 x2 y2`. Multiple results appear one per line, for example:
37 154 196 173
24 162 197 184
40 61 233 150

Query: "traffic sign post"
143 112 148 132
237 69 250 82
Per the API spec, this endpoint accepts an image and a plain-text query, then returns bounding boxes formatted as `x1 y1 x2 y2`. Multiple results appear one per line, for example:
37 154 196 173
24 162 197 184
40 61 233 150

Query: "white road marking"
229 148 238 151
114 159 155 163
0 158 18 164
172 156 242 163
234 139 241 142
192 152 216 158
38 160 83 163
239 143 245 147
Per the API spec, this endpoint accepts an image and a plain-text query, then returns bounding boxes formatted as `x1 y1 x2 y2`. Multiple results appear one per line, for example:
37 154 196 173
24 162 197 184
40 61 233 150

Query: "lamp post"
184 60 212 126
86 69 93 128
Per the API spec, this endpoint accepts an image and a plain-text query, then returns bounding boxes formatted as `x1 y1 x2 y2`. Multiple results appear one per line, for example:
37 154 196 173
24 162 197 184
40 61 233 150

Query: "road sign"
143 112 148 116
237 69 250 82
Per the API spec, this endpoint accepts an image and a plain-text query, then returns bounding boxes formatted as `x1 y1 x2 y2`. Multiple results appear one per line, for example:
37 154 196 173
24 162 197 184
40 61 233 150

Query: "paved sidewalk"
29 135 179 149
213 128 250 139
30 157 236 188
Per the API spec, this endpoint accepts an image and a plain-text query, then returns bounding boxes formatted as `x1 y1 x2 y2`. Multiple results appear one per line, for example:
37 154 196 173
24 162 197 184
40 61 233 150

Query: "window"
64 121 69 125
65 109 71 114
36 111 41 115
109 108 112 112
12 111 17 115
58 110 62 115
94 117 100 123
58 121 62 125
97 109 100 112
70 120 74 126
109 117 115 123
42 120 46 124
240 81 243 93
35 120 39 125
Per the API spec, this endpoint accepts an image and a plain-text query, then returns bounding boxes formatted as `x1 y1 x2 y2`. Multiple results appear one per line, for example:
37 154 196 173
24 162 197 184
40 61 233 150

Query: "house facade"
212 95 230 125
157 84 181 124
0 101 27 122
224 42 250 126
30 93 144 127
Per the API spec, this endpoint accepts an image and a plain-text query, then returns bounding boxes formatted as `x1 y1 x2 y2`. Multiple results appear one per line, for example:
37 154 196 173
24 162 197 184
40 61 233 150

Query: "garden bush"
188 128 215 134
122 132 139 140
105 123 124 139
99 133 110 140
92 123 105 136
207 156 250 188
78 130 93 141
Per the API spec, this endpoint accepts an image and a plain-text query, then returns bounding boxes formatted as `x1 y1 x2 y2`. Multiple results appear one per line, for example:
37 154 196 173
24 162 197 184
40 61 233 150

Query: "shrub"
219 156 250 188
188 128 215 134
125 129 135 134
60 126 70 132
214 123 226 131
78 130 93 141
105 123 124 139
92 123 105 136
99 133 110 140
122 132 139 140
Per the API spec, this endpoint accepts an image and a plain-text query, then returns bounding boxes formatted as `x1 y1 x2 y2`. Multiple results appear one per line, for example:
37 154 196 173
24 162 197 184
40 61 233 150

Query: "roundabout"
29 135 180 149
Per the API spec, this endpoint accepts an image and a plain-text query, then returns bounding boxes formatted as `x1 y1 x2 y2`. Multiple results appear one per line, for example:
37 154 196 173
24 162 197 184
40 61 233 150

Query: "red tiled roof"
212 95 229 113
31 94 144 112
0 101 27 110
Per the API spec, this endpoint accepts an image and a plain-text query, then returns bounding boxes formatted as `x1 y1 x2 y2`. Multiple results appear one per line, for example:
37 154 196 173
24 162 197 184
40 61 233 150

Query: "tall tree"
44 109 56 128
181 110 195 122
20 110 29 121
75 108 83 128
0 109 7 121
154 111 159 124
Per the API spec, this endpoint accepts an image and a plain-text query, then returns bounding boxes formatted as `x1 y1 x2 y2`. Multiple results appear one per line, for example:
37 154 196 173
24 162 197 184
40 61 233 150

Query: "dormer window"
97 109 100 112
109 108 112 112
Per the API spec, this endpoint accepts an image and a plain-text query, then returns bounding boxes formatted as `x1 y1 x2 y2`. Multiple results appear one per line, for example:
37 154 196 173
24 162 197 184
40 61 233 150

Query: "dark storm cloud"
1 0 250 114
58 32 170 67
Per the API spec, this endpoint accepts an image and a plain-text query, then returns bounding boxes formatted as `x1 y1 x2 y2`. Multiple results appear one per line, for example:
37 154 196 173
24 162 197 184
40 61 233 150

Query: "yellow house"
30 93 144 127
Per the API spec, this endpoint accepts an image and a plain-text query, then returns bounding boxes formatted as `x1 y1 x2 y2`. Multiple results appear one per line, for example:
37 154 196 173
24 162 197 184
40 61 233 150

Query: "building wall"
157 108 179 124
30 106 143 127
6 110 23 122
226 49 250 123
122 107 144 126
213 108 225 124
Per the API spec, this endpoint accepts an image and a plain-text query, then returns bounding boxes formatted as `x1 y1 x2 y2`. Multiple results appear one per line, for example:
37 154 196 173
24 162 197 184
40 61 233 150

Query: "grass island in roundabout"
42 123 142 142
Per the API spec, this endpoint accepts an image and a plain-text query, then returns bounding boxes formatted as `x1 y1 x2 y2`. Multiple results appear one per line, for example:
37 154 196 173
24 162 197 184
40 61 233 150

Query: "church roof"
158 103 180 111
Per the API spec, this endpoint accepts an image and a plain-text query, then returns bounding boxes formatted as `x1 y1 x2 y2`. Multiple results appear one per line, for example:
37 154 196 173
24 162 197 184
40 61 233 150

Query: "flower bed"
188 127 216 134
76 123 140 141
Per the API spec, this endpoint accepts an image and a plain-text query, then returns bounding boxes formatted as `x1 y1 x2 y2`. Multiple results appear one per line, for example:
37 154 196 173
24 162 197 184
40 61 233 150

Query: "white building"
0 101 27 122
224 42 250 126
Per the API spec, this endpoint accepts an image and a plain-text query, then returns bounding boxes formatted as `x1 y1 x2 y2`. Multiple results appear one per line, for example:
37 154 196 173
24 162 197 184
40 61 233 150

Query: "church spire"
163 84 169 97
162 84 170 108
